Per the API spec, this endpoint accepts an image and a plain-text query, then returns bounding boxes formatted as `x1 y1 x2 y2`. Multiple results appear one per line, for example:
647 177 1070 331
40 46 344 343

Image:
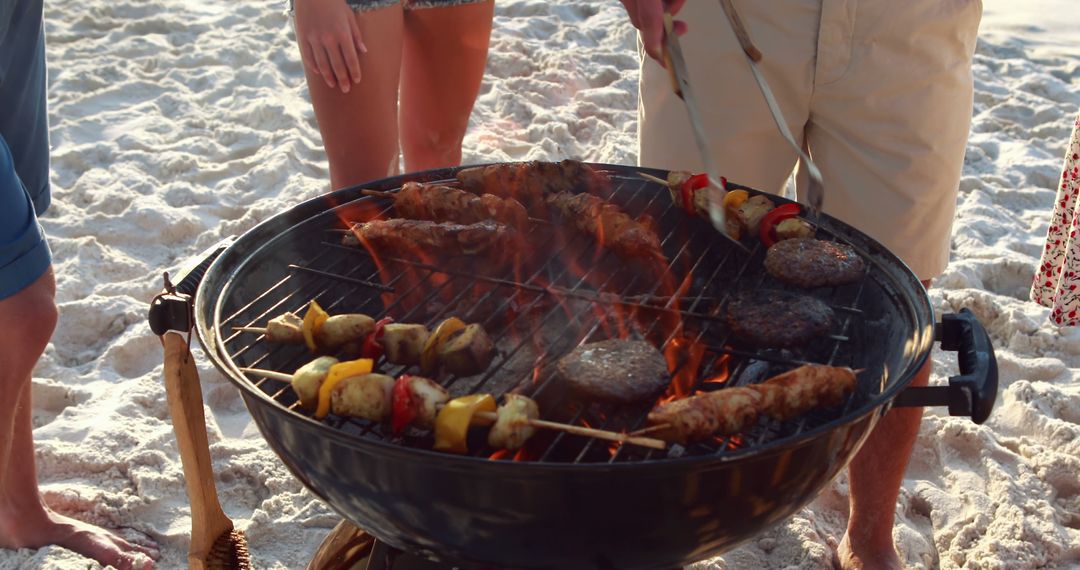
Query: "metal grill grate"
215 169 880 463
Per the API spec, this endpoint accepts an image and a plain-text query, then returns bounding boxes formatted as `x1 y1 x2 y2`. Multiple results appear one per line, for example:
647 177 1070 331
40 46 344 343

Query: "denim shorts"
0 0 51 301
290 0 486 13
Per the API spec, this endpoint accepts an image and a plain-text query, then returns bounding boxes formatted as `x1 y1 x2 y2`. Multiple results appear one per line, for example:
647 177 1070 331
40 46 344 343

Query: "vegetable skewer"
233 303 495 377
238 367 667 451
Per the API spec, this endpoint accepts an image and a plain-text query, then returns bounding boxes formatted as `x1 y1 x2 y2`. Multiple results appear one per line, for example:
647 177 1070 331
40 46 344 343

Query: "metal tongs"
716 0 824 218
660 9 746 252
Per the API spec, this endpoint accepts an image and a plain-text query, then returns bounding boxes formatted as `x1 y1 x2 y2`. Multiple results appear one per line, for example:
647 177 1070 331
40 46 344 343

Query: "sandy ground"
1 0 1078 568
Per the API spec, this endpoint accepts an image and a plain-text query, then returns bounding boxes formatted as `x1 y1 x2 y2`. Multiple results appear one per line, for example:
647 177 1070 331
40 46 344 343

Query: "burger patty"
725 290 835 348
556 339 670 404
763 237 866 288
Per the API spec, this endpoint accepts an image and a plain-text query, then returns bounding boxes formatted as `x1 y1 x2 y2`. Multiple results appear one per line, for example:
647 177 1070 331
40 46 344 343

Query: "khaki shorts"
638 0 982 280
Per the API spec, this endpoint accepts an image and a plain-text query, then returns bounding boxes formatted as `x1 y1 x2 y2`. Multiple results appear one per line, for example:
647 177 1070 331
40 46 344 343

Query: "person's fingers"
310 41 338 89
340 42 362 86
325 46 352 93
667 0 687 16
637 0 667 62
350 18 368 57
299 40 319 72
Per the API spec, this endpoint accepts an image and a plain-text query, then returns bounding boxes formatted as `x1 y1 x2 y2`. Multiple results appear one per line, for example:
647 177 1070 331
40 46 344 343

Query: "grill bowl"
194 163 937 569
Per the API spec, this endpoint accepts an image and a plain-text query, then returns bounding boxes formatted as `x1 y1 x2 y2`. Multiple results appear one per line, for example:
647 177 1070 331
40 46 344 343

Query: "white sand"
2 0 1078 568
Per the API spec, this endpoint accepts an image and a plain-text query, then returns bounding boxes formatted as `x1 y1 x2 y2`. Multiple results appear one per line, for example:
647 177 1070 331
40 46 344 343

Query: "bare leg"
399 0 494 171
836 279 933 570
0 270 157 569
301 5 405 190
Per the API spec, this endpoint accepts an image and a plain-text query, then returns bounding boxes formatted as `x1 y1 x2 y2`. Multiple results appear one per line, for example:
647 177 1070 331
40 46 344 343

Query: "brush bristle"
207 529 251 570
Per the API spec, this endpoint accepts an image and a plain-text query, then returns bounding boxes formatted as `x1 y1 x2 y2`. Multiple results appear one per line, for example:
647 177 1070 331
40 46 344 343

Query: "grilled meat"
725 290 835 348
648 386 765 445
753 364 857 421
764 237 866 288
456 159 611 208
343 218 519 260
266 311 304 344
556 339 670 404
393 182 529 229
647 364 858 444
546 191 665 263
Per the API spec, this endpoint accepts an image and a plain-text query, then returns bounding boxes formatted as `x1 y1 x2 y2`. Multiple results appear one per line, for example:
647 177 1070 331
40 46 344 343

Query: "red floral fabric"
1031 110 1080 327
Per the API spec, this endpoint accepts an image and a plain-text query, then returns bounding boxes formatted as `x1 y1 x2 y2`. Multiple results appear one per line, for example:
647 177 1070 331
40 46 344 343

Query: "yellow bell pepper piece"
433 393 497 454
421 317 466 374
302 300 330 353
723 189 749 212
315 358 374 419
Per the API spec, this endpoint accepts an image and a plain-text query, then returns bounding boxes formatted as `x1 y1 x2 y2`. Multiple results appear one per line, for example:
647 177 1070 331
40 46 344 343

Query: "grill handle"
148 238 232 336
892 308 998 424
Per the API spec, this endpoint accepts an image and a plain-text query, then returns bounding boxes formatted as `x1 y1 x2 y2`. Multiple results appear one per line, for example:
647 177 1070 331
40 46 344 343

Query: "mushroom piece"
487 394 540 450
316 314 375 351
290 356 339 412
330 373 395 422
381 323 430 365
438 323 495 376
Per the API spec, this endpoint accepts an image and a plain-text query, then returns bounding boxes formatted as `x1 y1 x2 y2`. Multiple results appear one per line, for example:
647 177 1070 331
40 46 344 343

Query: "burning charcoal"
555 339 669 404
724 290 834 348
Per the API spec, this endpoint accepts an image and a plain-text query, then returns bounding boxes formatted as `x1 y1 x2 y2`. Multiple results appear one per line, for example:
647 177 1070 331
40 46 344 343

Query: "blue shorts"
0 0 51 301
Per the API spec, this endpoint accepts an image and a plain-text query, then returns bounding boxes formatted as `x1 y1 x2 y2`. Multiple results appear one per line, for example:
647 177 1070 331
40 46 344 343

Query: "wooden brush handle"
718 0 763 62
163 332 235 569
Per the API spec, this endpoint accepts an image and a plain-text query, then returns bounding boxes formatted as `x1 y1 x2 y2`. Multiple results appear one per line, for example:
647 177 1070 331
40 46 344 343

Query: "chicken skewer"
239 366 666 451
644 364 859 444
456 159 612 208
361 182 532 229
234 303 495 377
341 218 521 260
545 191 667 264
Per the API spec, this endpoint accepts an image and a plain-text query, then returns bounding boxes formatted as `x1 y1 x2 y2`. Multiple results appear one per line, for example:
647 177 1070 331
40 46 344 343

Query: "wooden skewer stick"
637 171 670 186
240 368 292 382
238 367 667 450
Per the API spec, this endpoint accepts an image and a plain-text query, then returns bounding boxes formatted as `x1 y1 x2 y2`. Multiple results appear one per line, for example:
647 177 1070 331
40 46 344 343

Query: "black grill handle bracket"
148 238 232 336
892 308 998 424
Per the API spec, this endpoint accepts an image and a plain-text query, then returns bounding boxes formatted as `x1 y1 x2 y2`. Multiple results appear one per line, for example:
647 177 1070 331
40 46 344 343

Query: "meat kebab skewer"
341 218 521 259
239 366 667 451
456 159 612 208
546 191 667 264
361 182 531 229
644 364 859 444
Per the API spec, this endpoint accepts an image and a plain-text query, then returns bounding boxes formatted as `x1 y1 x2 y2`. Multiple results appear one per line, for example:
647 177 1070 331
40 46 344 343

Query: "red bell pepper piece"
680 173 710 216
361 316 394 360
759 203 802 247
390 375 416 435
680 173 728 217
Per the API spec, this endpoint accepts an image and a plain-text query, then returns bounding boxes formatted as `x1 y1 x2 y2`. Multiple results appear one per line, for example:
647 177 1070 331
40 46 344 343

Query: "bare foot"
834 534 903 570
0 504 159 570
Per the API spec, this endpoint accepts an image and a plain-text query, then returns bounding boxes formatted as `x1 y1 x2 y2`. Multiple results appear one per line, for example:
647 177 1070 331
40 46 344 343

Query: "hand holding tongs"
716 0 824 218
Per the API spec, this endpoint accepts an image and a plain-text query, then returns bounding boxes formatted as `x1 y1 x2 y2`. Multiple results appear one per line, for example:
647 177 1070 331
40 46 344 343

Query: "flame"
702 354 731 386
488 448 533 462
660 336 708 403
